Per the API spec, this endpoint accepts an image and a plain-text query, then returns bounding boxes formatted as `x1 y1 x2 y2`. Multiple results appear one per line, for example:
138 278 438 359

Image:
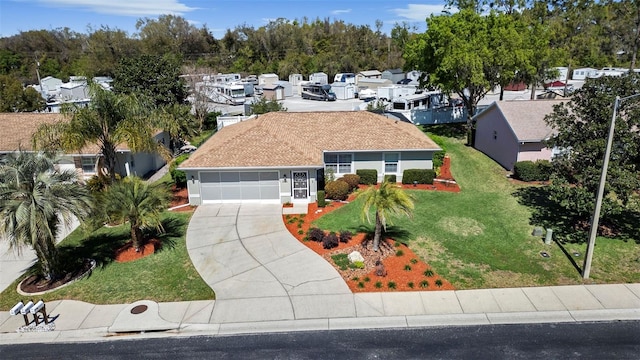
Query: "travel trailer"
301 84 336 101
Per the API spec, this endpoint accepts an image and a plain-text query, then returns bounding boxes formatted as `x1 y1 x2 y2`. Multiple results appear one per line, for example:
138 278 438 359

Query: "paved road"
2 321 638 359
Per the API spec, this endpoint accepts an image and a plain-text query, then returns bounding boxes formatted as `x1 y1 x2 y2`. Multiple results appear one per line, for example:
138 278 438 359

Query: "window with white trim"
81 156 97 173
384 153 399 173
325 153 352 174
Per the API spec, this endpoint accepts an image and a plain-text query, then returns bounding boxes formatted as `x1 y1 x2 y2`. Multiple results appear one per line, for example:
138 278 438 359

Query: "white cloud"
40 0 197 16
391 4 450 22
331 9 351 15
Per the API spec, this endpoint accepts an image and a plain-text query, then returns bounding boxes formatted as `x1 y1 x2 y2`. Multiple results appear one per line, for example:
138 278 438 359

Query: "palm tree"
100 177 170 252
0 152 93 280
359 180 415 251
32 82 170 181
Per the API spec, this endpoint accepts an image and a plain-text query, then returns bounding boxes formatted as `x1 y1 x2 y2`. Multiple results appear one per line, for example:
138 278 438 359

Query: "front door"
292 171 308 200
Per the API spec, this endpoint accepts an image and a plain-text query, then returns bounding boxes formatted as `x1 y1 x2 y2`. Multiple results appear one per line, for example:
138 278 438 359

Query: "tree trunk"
34 236 59 281
102 141 118 182
372 211 383 251
131 225 144 252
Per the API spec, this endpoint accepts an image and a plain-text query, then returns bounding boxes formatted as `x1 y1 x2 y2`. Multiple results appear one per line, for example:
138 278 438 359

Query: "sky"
0 0 451 38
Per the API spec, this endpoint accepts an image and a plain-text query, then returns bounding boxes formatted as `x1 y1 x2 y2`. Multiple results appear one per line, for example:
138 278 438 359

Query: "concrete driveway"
186 204 353 323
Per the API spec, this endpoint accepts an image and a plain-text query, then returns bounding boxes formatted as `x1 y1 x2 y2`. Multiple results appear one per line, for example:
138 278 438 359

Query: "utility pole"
583 93 640 279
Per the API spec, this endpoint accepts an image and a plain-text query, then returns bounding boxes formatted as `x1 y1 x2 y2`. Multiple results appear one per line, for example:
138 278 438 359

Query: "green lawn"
314 131 640 289
0 212 214 310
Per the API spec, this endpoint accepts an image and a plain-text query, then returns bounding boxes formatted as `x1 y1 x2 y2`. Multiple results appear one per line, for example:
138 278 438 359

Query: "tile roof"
0 112 129 154
181 111 440 168
476 100 563 142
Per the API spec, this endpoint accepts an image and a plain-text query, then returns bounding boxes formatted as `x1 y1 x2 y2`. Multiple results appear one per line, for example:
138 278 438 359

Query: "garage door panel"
201 186 222 200
240 172 259 182
260 172 278 181
220 172 239 182
242 186 261 200
201 172 220 183
261 185 279 200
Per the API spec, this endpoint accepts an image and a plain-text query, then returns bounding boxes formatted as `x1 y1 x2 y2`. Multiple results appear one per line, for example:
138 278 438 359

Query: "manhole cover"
130 305 148 314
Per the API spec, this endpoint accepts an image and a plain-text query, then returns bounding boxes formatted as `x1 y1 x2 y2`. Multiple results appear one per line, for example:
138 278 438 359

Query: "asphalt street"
2 321 638 359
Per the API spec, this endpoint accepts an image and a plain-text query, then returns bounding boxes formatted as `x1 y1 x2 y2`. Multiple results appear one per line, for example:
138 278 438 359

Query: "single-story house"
382 69 405 84
179 111 441 205
40 76 63 93
0 113 169 180
473 100 563 171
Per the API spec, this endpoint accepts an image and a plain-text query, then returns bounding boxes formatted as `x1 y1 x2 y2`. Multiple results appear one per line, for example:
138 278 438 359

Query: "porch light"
283 174 287 182
191 175 195 183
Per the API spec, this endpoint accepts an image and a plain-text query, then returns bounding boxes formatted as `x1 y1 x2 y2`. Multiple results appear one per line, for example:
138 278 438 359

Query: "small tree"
100 177 171 251
359 180 414 251
250 97 287 114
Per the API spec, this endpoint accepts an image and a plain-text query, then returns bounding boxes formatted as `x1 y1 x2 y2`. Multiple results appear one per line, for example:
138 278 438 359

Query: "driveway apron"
186 204 353 323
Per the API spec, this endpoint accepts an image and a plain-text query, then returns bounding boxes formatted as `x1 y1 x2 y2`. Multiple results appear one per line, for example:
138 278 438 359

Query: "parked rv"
301 84 336 101
377 85 417 101
201 82 246 105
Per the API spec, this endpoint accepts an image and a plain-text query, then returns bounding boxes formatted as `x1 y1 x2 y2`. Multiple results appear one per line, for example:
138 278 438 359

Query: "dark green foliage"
331 253 349 270
402 169 435 185
410 258 418 264
325 179 350 200
404 264 412 271
203 112 220 131
424 269 434 277
420 280 429 288
433 151 446 169
170 153 190 188
317 190 326 207
384 174 397 183
339 230 352 243
250 97 287 114
322 231 339 249
435 279 443 287
513 160 551 182
341 174 361 191
356 169 377 185
387 281 397 289
85 173 119 194
307 227 325 242
408 282 414 288
114 54 188 106
375 282 383 288
363 276 370 282
395 249 404 256
357 282 365 288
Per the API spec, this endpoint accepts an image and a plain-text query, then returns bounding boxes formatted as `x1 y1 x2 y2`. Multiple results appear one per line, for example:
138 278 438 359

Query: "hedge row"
402 169 435 185
356 169 377 185
513 160 552 182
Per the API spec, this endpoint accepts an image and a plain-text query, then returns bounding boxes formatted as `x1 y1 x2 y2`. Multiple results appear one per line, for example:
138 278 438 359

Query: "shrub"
408 282 414 289
395 249 404 257
424 269 434 277
384 174 397 183
404 264 412 271
514 160 552 182
432 150 446 169
339 230 352 243
357 282 365 288
322 231 339 249
331 253 349 270
351 260 365 269
341 174 361 191
325 179 350 200
297 229 304 235
356 169 377 185
435 279 443 287
410 258 418 264
352 276 359 281
387 281 397 289
169 153 190 188
402 169 435 185
317 190 326 207
308 227 325 242
375 282 383 288
420 280 429 288
363 276 370 282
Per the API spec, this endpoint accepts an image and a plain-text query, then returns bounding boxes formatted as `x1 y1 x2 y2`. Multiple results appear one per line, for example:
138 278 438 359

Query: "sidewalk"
1 284 639 344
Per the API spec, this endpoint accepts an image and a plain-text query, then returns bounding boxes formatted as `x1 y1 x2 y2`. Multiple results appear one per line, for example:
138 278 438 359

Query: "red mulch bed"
169 186 196 212
283 195 454 293
19 259 94 294
114 239 161 263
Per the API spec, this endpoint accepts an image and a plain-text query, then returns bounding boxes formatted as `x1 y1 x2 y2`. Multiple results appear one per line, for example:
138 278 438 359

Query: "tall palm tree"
100 177 170 252
0 152 93 280
32 82 169 181
359 180 415 251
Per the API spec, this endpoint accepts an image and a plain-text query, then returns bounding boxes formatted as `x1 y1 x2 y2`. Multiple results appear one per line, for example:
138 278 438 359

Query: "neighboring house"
356 70 382 85
473 101 562 171
40 76 63 93
179 111 440 205
382 69 405 84
0 113 169 180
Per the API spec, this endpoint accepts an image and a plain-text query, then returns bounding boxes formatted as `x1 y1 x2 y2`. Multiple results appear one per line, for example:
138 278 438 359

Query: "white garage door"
200 171 280 202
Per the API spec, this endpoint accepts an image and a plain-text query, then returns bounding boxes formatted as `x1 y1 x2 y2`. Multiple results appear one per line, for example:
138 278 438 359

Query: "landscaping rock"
348 251 365 263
